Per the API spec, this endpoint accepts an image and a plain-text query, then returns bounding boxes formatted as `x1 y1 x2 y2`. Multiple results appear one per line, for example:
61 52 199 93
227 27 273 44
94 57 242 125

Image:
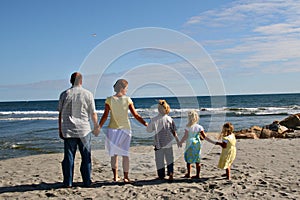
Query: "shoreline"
1 138 299 199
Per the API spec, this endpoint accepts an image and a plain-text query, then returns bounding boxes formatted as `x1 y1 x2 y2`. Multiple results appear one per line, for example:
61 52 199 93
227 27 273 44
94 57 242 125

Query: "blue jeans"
155 147 174 178
62 134 91 187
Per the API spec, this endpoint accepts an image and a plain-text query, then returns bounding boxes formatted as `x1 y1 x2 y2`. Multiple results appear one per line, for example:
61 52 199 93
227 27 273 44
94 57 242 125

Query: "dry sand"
0 136 299 199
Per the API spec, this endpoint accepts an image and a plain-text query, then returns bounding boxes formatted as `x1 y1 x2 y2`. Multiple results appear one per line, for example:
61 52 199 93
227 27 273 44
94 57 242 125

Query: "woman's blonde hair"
113 79 128 93
186 110 199 127
220 122 234 138
157 100 170 115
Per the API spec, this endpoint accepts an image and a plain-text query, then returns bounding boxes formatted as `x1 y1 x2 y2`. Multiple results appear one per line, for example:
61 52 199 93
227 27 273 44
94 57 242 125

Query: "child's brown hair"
220 122 234 138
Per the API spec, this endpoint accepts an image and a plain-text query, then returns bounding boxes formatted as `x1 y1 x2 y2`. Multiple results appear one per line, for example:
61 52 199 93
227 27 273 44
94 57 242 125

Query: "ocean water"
0 93 300 160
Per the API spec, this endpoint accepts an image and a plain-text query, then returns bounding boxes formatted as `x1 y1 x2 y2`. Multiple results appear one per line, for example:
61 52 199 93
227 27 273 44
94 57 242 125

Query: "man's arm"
58 112 64 139
91 111 99 136
91 112 98 128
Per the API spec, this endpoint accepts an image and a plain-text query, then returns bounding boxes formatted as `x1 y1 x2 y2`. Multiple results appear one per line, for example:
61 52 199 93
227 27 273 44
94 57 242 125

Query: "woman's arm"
146 119 153 132
99 103 110 128
129 103 148 126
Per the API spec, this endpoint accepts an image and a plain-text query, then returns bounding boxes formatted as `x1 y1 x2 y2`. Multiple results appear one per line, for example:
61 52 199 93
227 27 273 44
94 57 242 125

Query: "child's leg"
165 147 174 180
226 166 231 180
191 162 200 179
122 156 130 182
184 163 191 178
155 149 166 179
111 155 119 181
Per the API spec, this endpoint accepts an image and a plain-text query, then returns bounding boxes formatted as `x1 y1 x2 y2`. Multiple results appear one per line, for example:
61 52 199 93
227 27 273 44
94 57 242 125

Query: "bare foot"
191 175 200 179
123 178 133 184
183 174 190 178
113 177 120 182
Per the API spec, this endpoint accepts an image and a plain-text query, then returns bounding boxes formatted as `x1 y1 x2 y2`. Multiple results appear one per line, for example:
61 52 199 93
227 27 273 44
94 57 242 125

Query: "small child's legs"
184 163 191 178
192 163 200 179
165 148 174 180
226 165 231 180
155 149 166 178
155 147 174 180
184 163 200 178
191 163 200 179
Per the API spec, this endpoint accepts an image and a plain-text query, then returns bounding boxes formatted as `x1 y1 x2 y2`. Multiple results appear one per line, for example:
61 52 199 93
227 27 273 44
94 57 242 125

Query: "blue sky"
1 0 300 101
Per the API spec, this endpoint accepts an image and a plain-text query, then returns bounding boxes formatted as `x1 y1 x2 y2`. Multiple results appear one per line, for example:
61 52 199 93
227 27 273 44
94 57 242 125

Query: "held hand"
175 138 181 148
92 125 100 136
175 136 181 148
177 141 182 148
59 130 64 140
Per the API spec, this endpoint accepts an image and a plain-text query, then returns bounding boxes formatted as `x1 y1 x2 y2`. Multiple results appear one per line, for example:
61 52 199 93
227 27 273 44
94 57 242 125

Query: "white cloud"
183 0 300 76
184 0 293 28
254 23 300 35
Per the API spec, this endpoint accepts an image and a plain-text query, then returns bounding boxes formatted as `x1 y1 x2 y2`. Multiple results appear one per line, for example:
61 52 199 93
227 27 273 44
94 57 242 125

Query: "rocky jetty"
234 113 300 139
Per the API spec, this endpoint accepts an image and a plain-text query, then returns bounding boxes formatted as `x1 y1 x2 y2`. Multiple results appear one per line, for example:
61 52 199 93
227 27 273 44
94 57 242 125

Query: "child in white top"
146 100 180 181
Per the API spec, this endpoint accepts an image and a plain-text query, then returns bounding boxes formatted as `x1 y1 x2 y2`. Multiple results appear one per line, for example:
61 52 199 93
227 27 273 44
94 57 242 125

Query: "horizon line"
1 92 299 103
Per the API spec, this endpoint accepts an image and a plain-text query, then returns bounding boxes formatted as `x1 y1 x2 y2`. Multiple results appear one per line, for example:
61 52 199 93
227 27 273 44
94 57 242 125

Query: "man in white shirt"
58 72 99 187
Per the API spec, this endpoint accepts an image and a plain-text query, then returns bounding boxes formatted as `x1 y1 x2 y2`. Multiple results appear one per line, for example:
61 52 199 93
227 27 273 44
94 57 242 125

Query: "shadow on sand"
0 177 211 195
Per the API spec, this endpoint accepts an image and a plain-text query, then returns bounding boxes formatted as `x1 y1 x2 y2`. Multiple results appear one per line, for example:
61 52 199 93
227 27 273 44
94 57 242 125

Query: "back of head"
221 122 234 137
158 100 170 115
113 79 128 93
186 110 199 127
70 72 82 86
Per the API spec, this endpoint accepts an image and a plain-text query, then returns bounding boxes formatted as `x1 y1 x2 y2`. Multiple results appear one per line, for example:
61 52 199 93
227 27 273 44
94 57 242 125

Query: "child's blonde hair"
157 100 170 115
220 122 234 138
186 110 199 127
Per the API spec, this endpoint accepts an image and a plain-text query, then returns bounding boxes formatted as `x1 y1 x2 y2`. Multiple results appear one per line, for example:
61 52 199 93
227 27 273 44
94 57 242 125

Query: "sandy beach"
0 136 299 199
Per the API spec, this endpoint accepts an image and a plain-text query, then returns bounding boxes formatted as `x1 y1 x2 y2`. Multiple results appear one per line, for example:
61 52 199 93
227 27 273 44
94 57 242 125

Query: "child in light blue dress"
179 110 210 178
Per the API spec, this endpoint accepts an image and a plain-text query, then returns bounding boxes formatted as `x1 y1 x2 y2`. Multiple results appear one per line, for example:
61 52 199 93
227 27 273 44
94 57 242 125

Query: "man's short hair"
70 72 82 86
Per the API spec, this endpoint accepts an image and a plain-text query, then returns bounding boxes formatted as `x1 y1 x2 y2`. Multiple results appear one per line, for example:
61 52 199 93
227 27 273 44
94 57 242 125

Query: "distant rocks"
279 113 300 130
234 113 300 139
234 126 260 139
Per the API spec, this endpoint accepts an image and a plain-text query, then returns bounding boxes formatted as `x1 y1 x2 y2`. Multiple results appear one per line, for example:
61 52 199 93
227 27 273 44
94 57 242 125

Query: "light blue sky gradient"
0 0 299 101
